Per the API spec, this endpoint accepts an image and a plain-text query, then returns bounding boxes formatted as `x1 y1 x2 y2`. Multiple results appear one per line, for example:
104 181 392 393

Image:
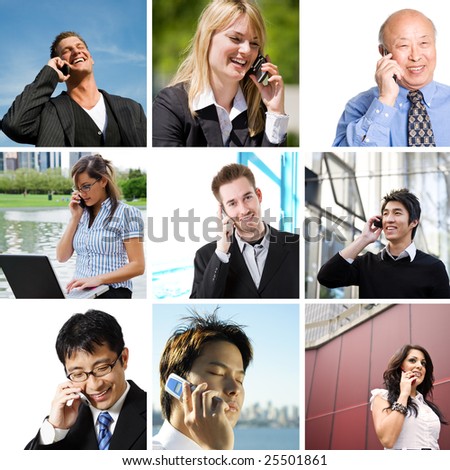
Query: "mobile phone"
373 217 382 229
78 195 86 209
165 373 196 400
60 63 70 76
67 392 90 407
249 54 268 84
382 48 397 82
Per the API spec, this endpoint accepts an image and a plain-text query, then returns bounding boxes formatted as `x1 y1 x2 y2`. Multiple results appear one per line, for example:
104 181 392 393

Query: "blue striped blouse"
73 198 144 291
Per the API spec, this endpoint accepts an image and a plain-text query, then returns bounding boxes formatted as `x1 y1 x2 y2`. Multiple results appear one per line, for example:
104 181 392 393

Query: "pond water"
0 208 147 299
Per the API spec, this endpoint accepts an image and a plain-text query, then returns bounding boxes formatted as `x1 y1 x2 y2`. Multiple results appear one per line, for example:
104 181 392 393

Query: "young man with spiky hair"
153 310 253 450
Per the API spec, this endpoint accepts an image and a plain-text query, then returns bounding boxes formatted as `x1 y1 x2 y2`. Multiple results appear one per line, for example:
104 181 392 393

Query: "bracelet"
391 402 408 415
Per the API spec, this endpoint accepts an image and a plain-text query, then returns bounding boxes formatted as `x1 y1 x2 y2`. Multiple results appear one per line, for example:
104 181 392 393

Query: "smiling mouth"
88 388 110 401
72 57 85 65
231 58 247 67
407 66 425 73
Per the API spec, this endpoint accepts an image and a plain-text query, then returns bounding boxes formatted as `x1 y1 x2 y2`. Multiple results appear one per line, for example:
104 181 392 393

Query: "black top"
152 83 286 147
317 250 450 299
190 225 299 298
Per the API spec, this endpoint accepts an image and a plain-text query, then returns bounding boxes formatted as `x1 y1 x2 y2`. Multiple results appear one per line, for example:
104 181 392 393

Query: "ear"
410 219 419 228
255 187 262 203
121 347 129 371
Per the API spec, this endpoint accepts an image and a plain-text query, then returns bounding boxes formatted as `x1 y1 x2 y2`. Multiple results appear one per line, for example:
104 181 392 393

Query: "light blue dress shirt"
333 81 450 146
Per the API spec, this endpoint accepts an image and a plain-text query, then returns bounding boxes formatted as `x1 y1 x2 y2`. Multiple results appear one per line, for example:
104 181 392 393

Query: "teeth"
73 58 84 64
232 58 246 66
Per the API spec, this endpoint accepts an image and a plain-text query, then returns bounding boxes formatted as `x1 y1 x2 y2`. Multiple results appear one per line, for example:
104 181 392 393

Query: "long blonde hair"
170 0 267 137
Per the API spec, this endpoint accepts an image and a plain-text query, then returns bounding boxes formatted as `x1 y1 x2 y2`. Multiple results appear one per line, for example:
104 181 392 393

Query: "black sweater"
317 250 450 299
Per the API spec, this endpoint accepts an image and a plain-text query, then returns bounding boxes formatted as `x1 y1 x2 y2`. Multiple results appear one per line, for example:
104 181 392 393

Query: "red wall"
305 304 450 449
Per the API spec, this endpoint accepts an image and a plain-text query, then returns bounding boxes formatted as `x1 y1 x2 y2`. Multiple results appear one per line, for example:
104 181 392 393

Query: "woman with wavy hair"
370 344 447 449
56 154 145 298
153 0 288 147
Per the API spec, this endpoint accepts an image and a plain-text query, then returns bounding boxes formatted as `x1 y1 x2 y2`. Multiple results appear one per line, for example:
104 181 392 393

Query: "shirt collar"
235 223 270 253
399 81 437 107
90 380 130 426
193 85 247 119
155 420 202 450
381 241 416 262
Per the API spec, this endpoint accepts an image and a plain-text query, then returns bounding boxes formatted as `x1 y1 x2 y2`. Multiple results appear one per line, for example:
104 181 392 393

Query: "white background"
300 0 450 148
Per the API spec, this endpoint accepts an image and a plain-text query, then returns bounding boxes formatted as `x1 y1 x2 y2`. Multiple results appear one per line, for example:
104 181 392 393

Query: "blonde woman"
56 154 145 298
152 0 288 147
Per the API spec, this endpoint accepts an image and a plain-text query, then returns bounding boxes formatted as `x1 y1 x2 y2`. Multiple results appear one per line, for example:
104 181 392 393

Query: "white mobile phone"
67 392 90 407
165 373 195 400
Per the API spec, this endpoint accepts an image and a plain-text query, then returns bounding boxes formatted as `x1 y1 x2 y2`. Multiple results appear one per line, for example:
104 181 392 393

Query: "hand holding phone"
382 48 397 83
165 373 196 400
373 217 382 229
60 63 70 76
248 54 268 85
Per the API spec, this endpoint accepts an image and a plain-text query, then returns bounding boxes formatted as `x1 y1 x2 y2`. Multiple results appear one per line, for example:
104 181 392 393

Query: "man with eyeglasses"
25 309 147 450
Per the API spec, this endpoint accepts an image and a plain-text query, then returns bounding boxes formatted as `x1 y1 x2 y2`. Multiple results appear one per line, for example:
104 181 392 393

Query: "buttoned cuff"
265 112 289 144
215 249 231 263
39 418 70 445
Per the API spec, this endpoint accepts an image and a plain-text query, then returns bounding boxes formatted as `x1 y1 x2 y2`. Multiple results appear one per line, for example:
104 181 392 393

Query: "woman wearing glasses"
56 154 145 298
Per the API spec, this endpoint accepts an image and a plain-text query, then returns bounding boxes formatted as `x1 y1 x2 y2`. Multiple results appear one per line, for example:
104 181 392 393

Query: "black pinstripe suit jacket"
1 66 146 147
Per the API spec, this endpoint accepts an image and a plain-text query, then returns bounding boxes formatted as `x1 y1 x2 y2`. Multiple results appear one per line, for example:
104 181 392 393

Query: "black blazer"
190 226 299 298
25 380 147 450
2 66 146 147
152 83 286 147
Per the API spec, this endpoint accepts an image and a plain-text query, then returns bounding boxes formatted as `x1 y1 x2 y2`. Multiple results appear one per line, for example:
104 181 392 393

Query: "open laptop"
0 254 109 299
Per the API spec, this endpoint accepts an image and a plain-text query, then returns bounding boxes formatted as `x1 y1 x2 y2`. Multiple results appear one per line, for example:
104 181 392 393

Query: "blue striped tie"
98 411 113 450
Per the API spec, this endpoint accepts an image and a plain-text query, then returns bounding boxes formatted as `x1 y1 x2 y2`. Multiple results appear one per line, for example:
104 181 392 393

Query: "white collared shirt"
193 86 288 145
152 420 202 450
342 242 417 264
381 242 417 262
370 389 440 450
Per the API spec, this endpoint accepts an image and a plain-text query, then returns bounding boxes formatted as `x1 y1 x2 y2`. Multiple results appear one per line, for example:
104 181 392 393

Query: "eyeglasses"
73 177 101 193
66 351 123 382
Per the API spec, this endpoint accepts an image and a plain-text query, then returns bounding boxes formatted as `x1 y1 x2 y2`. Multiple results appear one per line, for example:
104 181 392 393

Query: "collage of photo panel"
0 0 449 468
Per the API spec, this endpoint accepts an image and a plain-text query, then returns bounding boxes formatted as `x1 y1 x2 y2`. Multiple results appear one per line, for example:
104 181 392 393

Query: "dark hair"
383 344 447 424
380 188 421 239
211 163 257 202
159 308 253 420
71 154 121 221
56 309 125 366
50 31 88 58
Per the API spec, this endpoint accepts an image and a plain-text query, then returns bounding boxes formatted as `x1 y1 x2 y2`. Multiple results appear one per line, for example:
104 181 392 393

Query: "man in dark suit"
25 309 147 450
2 31 146 147
190 163 299 298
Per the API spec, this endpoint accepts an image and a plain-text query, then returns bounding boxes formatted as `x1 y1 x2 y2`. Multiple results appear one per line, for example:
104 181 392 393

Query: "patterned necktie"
98 411 113 450
407 90 436 147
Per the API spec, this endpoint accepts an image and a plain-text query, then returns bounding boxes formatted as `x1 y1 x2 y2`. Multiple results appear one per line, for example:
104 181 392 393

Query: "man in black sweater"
317 188 450 298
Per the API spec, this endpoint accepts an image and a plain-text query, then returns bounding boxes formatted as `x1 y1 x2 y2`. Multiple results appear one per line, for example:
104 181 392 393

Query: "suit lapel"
109 381 147 450
196 105 224 146
229 111 250 146
53 93 76 146
229 238 259 295
101 90 137 146
258 227 288 293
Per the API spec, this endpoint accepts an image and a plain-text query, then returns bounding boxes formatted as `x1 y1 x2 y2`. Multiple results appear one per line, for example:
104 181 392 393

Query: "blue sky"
0 0 147 147
152 303 301 410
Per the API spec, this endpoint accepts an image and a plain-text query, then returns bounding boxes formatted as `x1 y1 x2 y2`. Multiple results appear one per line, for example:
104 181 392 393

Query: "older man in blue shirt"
333 9 450 147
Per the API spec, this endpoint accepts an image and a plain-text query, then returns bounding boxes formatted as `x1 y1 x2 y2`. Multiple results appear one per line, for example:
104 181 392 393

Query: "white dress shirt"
370 388 440 450
152 420 202 450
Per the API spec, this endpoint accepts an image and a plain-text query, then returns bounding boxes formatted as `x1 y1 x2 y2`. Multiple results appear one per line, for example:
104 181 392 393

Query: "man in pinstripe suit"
1 32 146 147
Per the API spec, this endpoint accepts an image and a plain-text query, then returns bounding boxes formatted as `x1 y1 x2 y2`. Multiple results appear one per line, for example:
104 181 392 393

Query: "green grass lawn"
0 193 146 209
